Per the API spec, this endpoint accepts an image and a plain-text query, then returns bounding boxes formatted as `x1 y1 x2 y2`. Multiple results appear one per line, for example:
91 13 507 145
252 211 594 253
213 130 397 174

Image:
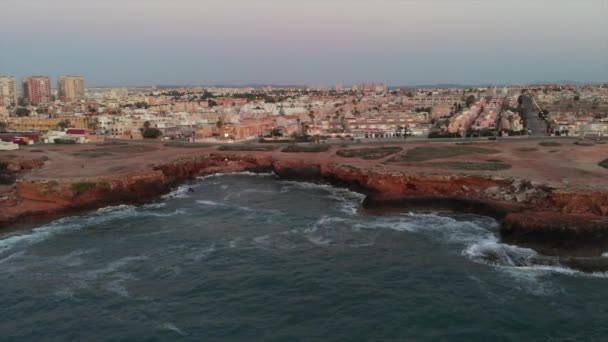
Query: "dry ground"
1 139 606 192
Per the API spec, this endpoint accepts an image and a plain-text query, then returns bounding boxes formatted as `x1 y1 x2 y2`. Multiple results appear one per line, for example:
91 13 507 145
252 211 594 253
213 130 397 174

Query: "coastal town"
1 75 608 149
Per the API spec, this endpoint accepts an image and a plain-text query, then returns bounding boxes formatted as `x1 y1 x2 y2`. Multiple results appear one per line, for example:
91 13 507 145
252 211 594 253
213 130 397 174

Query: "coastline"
1 141 607 257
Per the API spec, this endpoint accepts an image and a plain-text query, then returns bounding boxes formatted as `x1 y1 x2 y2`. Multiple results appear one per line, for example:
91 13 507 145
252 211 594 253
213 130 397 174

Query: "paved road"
520 95 547 136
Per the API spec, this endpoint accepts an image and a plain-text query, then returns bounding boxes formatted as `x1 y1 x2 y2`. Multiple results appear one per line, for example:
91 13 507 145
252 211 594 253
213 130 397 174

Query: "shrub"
218 145 278 151
258 138 293 144
71 181 97 194
599 159 608 169
142 128 162 139
164 142 214 148
54 138 76 144
426 161 511 171
428 132 461 139
515 147 539 152
0 174 16 185
336 147 402 160
282 144 330 153
539 141 561 147
388 146 500 162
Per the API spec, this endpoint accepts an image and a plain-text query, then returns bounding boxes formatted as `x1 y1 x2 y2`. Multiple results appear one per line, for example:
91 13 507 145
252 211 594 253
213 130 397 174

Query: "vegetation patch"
599 159 608 169
71 181 97 194
218 144 278 152
282 144 331 153
539 141 562 147
53 138 76 144
330 163 361 172
515 147 539 152
574 141 594 146
0 162 15 185
426 161 511 171
388 146 500 163
0 174 16 185
29 149 44 153
73 151 114 158
336 146 402 160
101 145 158 153
164 142 215 148
96 142 128 147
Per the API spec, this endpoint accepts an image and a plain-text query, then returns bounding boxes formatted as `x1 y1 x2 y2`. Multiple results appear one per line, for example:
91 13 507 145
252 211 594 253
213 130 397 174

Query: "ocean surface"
1 173 607 341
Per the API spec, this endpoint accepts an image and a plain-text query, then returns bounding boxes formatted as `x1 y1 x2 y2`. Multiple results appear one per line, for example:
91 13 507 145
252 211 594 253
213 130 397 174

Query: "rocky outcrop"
0 154 273 226
502 212 608 257
5 160 45 174
2 153 608 257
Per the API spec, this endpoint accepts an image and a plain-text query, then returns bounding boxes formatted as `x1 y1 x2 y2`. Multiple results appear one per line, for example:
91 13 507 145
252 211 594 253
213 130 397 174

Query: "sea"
1 173 607 341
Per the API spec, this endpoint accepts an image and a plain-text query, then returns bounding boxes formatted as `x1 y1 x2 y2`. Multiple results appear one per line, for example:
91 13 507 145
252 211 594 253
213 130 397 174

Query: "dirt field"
1 139 607 191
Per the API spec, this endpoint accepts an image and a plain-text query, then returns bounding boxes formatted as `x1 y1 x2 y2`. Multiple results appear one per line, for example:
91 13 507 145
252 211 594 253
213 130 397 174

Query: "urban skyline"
1 0 606 86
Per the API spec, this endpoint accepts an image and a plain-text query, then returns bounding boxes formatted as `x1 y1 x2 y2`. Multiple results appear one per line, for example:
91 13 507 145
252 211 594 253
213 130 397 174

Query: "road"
520 95 547 136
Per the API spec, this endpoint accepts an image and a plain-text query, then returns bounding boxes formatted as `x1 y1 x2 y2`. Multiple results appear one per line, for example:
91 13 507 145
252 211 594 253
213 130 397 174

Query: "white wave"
147 209 187 217
162 184 192 199
106 275 133 297
86 256 148 277
464 237 538 267
196 200 226 207
0 203 190 255
252 235 271 245
143 202 167 209
0 218 83 255
354 212 607 280
197 171 275 180
354 213 492 245
281 180 365 199
162 323 188 336
281 180 364 215
189 244 216 261
307 235 332 246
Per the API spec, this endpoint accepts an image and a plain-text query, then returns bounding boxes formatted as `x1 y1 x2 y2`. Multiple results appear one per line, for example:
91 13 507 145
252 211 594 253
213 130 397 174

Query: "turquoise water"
1 173 607 341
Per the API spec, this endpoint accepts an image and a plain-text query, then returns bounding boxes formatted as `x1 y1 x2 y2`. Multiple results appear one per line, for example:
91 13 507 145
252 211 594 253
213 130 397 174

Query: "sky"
1 0 607 86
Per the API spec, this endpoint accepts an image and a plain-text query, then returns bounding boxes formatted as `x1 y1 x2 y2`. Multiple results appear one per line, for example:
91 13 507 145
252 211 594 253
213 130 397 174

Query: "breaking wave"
0 205 183 256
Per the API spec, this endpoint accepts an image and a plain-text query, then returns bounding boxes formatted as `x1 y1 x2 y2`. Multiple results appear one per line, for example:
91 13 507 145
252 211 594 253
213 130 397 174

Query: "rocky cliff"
2 153 607 256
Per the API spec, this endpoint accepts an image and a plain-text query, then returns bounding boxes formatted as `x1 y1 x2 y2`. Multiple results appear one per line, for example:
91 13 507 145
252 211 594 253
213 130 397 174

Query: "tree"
142 128 162 139
57 119 71 130
0 121 8 133
270 128 282 137
143 121 151 130
208 99 218 107
15 107 30 117
216 117 224 129
465 95 476 107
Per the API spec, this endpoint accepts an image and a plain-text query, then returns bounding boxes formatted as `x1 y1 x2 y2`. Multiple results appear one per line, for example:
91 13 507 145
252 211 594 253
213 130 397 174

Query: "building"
58 75 85 101
22 76 52 105
0 76 17 107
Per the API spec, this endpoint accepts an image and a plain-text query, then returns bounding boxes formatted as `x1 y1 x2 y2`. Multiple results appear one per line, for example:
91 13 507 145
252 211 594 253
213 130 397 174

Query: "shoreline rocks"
1 152 607 257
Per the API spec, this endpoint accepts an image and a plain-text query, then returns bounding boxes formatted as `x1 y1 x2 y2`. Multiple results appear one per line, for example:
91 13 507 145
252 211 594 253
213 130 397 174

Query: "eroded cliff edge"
2 152 608 256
